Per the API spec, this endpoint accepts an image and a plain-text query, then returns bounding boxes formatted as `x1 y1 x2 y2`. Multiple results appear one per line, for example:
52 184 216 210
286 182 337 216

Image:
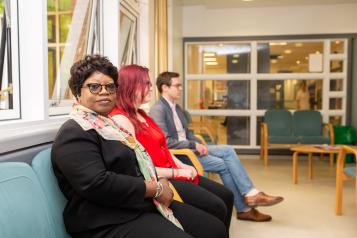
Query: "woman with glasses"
110 64 233 235
51 55 226 238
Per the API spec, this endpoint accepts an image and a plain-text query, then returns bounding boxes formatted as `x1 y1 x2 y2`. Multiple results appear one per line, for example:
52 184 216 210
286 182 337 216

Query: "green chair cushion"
297 136 330 144
293 110 323 136
265 110 293 137
268 136 299 144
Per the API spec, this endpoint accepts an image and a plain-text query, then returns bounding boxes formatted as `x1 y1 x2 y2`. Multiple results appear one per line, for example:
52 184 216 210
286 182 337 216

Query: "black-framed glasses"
82 83 116 94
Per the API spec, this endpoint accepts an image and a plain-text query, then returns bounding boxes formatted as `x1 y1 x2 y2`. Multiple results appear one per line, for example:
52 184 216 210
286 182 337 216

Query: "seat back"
293 110 323 136
31 148 70 238
0 162 56 238
264 109 293 136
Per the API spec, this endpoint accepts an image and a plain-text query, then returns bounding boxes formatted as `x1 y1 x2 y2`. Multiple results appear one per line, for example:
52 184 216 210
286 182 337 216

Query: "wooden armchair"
335 145 357 215
170 149 204 176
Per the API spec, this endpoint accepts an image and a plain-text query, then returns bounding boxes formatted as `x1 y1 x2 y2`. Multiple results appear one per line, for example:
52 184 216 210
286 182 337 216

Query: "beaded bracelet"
154 181 164 198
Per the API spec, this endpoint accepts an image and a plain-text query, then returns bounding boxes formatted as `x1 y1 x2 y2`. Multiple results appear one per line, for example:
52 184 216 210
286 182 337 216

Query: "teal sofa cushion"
298 136 330 144
265 110 293 137
32 149 70 238
293 110 323 136
0 163 56 238
268 136 299 144
344 167 356 178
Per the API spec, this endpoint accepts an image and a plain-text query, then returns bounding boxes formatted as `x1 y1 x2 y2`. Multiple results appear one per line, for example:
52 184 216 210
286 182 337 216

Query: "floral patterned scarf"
70 104 183 230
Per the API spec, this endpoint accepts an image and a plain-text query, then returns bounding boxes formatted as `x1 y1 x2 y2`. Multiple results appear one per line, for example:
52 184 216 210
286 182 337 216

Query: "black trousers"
170 176 233 233
72 201 226 238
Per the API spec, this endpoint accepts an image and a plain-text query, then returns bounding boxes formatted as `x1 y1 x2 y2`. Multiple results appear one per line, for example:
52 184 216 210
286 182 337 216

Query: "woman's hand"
179 164 198 178
177 168 196 180
155 178 173 207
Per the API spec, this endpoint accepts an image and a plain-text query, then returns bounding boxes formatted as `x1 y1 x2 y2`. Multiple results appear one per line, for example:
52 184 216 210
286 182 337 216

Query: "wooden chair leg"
335 170 343 215
293 152 299 184
308 153 313 180
355 178 357 209
319 153 324 161
329 153 334 166
264 144 268 166
335 150 345 215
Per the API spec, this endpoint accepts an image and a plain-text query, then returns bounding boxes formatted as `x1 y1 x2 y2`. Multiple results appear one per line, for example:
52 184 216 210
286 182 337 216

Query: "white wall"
182 4 357 37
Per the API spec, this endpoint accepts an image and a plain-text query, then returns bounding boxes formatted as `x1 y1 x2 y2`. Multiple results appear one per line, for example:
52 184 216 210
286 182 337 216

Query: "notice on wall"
309 54 323 72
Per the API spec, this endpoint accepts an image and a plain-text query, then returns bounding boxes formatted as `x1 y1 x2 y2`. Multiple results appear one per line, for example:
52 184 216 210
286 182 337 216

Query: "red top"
110 107 198 184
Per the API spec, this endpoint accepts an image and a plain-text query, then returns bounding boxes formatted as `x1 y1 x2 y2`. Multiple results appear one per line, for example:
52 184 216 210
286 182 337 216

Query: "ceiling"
180 0 357 9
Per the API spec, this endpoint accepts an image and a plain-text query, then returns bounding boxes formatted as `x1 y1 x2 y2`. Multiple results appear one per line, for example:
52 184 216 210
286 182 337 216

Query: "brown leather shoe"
237 208 272 222
245 192 283 207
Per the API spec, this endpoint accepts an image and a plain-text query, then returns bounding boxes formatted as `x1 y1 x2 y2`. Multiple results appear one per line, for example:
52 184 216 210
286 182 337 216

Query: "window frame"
0 0 20 121
119 0 139 66
48 0 103 116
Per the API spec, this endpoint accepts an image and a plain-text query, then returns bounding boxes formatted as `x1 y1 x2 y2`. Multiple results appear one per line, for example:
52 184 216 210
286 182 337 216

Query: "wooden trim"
154 0 167 78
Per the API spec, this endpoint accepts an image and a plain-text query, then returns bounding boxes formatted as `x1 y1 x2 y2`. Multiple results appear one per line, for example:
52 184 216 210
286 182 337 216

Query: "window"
187 80 250 110
257 41 323 73
47 0 101 115
0 0 20 121
119 0 139 66
187 43 251 74
257 79 323 110
185 38 349 148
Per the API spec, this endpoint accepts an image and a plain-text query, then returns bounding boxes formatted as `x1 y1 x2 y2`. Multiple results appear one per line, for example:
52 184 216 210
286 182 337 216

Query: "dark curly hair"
156 71 180 93
68 55 118 99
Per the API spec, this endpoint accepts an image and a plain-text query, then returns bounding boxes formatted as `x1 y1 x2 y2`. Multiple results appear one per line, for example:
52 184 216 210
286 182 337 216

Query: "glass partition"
331 40 344 54
190 115 250 145
185 38 348 147
330 78 343 91
187 43 251 74
187 80 250 110
257 79 323 110
257 41 323 73
329 116 342 125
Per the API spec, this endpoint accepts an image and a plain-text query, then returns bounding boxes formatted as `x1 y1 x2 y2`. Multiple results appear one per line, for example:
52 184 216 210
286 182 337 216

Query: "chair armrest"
168 182 183 202
338 145 357 159
194 134 207 145
170 149 204 176
189 125 215 143
336 145 357 176
324 123 335 145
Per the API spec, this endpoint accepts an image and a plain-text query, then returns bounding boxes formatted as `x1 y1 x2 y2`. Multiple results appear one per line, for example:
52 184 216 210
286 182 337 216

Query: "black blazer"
51 119 155 234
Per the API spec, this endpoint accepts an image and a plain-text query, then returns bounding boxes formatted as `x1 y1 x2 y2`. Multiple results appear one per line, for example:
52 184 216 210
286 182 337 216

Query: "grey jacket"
149 96 200 149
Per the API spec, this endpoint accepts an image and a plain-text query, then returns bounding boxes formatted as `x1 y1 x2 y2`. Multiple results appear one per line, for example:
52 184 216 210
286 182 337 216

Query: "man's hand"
155 178 173 207
195 143 208 156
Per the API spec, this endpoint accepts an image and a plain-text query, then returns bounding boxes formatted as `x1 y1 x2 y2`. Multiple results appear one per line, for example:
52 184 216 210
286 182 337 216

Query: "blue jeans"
198 145 254 212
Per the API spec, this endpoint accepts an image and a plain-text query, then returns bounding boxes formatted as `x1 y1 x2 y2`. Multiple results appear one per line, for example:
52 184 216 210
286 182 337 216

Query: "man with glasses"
150 71 283 222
